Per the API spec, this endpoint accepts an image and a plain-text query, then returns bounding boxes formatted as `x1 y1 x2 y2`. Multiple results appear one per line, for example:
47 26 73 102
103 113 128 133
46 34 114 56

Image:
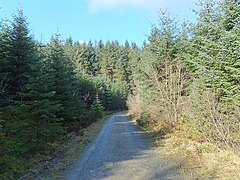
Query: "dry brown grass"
161 133 240 179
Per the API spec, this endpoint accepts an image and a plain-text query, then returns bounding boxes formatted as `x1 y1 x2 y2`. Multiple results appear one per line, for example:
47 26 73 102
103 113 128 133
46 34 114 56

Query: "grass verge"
159 132 240 179
47 115 109 179
130 114 240 180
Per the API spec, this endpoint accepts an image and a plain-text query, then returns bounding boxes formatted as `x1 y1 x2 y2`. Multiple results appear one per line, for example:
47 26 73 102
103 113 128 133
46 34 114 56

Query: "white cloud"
78 40 86 44
87 0 166 13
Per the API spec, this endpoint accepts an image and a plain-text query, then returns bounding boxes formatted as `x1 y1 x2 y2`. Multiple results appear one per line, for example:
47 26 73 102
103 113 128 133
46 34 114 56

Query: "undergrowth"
19 114 110 180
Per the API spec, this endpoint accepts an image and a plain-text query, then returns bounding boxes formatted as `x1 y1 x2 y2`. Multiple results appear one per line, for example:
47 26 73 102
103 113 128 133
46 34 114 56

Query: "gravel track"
63 112 184 180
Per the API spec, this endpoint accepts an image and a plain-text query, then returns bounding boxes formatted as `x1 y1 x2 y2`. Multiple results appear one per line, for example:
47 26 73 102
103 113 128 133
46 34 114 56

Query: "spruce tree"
8 9 36 101
46 35 79 124
99 40 112 79
91 93 105 120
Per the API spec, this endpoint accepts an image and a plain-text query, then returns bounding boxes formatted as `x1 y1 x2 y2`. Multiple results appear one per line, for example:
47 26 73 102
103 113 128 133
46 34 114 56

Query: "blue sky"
0 0 198 45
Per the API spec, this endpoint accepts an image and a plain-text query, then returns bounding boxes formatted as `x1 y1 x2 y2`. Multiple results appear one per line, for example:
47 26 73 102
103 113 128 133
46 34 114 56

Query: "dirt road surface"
63 112 184 180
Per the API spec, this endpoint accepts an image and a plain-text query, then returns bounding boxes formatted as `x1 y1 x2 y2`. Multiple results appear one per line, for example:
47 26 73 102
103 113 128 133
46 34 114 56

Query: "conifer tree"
120 40 131 83
91 93 105 120
46 35 79 124
0 10 65 177
99 40 112 79
87 40 99 76
8 9 36 101
188 0 240 101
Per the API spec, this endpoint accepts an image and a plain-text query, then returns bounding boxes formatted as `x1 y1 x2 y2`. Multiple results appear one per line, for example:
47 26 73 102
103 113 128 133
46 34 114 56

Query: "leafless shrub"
142 59 189 131
126 93 142 119
128 56 190 133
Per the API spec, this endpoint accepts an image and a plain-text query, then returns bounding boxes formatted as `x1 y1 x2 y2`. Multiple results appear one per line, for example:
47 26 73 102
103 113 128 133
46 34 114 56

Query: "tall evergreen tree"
8 9 36 101
46 35 79 124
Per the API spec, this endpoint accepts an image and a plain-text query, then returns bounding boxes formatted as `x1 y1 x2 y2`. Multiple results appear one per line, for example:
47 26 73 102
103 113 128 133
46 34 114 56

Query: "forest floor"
62 112 184 180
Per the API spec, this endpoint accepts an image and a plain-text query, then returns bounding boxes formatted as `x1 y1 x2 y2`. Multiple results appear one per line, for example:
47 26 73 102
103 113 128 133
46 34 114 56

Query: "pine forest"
0 0 239 179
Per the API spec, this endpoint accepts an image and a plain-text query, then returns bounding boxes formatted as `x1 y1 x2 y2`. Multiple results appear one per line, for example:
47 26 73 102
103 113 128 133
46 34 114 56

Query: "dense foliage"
0 0 239 178
0 9 132 179
127 0 240 151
